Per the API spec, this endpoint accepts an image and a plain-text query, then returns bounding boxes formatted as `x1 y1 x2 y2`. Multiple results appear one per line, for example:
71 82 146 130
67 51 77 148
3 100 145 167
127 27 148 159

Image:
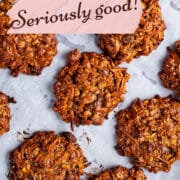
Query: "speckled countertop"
0 0 180 179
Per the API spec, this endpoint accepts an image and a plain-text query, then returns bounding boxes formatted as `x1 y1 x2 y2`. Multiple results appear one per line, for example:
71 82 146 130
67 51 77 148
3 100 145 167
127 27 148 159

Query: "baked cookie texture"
89 166 146 180
0 0 13 35
0 0 57 77
116 95 180 173
98 0 166 64
53 49 130 127
9 131 88 180
0 91 14 135
0 34 58 77
159 41 180 97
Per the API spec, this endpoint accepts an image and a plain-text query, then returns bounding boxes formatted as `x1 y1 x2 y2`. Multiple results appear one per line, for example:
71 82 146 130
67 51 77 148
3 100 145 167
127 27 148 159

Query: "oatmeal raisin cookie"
0 0 57 77
116 95 180 172
90 166 146 180
0 91 14 135
53 49 130 128
98 0 166 64
159 41 180 97
9 131 88 179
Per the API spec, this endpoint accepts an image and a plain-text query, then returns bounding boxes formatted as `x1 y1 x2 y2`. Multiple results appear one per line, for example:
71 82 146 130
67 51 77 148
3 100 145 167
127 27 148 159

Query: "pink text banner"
7 0 142 34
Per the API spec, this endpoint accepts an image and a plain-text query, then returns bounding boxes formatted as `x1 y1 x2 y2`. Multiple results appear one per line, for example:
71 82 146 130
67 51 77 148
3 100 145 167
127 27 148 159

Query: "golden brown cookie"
53 49 130 128
0 91 14 135
0 0 57 77
0 0 14 35
98 0 166 64
0 34 58 76
89 166 147 180
159 41 180 96
9 131 89 180
116 95 180 173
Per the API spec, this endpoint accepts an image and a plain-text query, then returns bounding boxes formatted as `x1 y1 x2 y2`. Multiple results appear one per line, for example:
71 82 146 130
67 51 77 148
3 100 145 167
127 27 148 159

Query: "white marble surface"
0 0 180 179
